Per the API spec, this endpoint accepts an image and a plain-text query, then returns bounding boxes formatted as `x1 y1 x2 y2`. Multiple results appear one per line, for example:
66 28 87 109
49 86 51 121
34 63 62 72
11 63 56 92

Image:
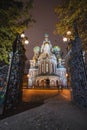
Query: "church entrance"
45 79 50 88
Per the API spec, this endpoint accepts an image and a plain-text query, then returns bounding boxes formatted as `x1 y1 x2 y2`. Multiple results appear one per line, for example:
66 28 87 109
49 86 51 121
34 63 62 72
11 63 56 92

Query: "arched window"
52 64 54 73
50 80 55 87
42 64 44 73
41 80 44 87
37 80 39 87
46 79 50 88
39 65 41 74
46 63 48 72
50 63 52 73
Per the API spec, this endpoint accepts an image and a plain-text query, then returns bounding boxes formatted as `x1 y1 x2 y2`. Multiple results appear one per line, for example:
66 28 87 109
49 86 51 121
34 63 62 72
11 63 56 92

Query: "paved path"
0 94 87 130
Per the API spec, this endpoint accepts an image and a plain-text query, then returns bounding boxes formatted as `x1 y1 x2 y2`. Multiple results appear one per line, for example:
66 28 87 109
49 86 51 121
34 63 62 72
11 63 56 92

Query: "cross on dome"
44 33 49 38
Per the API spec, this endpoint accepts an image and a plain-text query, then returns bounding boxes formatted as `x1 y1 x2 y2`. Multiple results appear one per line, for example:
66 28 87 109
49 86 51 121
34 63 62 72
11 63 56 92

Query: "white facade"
28 34 67 88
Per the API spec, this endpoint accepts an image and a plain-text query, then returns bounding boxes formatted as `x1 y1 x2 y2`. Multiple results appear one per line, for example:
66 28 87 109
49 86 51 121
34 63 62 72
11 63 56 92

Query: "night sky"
25 0 67 60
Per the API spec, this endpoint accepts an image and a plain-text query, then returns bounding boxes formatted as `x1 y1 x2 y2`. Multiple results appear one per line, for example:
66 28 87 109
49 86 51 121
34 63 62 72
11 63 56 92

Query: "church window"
50 63 52 73
42 64 44 73
52 64 54 73
38 65 40 73
46 63 48 72
30 72 33 77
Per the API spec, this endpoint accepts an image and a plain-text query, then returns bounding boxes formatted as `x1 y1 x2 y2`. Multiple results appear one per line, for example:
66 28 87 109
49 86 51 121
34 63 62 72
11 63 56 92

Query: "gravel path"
0 95 87 130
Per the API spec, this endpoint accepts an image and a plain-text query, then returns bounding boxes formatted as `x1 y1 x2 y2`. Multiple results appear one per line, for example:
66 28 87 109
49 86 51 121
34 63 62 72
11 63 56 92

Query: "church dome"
44 33 49 38
57 64 65 69
41 34 52 53
33 46 40 53
52 46 61 52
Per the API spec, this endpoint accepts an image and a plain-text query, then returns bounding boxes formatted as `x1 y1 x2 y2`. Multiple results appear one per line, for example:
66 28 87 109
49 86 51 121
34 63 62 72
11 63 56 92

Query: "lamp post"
20 32 29 45
63 31 72 89
3 32 29 114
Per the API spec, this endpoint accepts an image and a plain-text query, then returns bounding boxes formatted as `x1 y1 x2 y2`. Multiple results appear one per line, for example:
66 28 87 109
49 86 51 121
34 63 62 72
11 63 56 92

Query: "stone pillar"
3 34 26 114
68 21 87 107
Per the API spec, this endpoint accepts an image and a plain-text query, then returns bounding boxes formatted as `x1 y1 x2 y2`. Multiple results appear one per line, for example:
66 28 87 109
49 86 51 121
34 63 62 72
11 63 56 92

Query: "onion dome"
41 34 52 53
33 46 40 53
52 46 61 52
44 33 49 38
57 64 64 68
43 33 51 44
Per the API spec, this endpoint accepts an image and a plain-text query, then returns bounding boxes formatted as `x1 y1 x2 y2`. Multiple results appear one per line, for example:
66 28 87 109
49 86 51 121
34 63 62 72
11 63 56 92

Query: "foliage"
55 0 87 50
0 0 34 63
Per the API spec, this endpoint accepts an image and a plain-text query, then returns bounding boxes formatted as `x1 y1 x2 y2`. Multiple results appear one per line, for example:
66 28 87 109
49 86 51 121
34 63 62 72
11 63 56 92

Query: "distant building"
28 34 67 88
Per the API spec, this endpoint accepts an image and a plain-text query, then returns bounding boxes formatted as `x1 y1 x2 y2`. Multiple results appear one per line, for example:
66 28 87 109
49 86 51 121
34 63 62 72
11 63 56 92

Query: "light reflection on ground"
22 89 71 103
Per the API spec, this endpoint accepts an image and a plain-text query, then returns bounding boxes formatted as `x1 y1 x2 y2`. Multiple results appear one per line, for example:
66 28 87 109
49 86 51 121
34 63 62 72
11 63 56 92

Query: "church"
28 34 67 88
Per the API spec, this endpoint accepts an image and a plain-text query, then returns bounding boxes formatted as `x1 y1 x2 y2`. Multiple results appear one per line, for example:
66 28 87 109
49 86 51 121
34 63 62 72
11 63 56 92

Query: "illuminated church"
28 34 67 88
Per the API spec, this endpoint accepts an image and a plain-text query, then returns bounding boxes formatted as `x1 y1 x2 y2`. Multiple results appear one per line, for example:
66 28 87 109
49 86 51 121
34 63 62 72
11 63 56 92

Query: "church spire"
44 33 49 42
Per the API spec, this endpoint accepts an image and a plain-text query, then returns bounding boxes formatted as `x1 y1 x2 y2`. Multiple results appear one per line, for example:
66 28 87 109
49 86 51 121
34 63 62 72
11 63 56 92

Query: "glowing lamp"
27 74 30 78
21 33 25 38
67 31 71 36
25 40 29 44
63 37 68 42
66 73 68 77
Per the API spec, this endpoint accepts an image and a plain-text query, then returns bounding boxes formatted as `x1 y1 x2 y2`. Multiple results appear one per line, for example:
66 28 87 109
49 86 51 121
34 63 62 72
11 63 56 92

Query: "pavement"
0 94 87 130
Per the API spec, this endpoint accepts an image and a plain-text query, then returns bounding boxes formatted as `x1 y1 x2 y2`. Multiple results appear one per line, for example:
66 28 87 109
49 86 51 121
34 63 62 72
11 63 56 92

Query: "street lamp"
25 38 29 45
63 31 72 43
63 37 68 42
20 32 29 45
67 31 72 36
20 33 25 38
63 31 72 53
63 31 72 89
27 74 30 78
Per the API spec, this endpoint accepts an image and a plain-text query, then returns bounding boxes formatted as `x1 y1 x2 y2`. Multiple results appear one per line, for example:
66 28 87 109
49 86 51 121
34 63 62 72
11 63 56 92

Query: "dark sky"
25 0 67 60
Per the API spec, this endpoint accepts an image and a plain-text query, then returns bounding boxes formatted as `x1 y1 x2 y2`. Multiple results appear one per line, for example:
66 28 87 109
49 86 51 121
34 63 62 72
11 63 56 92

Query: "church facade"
28 34 67 88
